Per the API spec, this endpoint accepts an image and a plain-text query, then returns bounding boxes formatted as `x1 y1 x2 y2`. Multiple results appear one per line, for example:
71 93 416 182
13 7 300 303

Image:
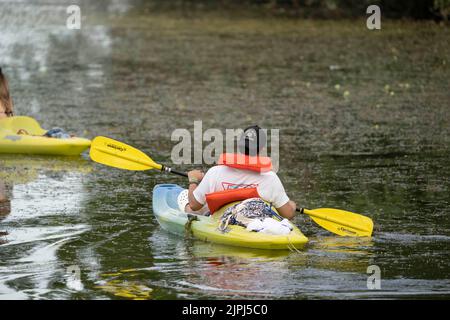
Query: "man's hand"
288 200 296 213
277 200 297 220
188 170 204 183
187 170 205 211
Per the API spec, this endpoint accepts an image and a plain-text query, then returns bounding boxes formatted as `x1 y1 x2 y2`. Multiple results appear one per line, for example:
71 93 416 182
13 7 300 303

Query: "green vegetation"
142 0 450 20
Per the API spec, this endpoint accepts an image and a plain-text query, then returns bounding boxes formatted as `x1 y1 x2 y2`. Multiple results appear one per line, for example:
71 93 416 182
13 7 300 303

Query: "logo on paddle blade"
337 227 357 236
106 143 126 152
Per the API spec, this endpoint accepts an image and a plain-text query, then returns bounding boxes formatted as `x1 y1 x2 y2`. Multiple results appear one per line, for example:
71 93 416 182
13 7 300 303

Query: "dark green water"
0 1 449 299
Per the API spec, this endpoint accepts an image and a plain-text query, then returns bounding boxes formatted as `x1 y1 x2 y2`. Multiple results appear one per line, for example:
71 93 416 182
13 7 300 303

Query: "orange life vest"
205 187 260 214
217 153 272 173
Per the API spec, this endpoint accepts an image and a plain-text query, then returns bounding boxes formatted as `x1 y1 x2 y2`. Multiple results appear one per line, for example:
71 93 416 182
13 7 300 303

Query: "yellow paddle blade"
303 208 373 237
0 116 47 135
90 136 162 171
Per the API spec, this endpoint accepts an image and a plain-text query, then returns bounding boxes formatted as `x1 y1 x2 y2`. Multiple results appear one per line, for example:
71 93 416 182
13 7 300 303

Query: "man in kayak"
186 125 297 220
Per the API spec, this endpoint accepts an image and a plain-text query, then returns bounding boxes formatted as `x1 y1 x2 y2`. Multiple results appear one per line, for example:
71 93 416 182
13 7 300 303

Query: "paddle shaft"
161 165 188 178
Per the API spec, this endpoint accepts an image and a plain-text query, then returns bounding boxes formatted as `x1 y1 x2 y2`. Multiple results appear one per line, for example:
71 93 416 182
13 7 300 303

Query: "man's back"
193 165 290 209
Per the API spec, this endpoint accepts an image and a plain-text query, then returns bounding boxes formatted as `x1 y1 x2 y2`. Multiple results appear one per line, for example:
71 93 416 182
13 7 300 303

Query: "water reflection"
0 179 11 244
95 277 153 300
144 228 375 299
0 156 92 299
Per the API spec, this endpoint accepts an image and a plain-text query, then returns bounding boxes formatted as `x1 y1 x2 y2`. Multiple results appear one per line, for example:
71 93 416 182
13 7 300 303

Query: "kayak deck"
152 184 308 250
0 116 91 156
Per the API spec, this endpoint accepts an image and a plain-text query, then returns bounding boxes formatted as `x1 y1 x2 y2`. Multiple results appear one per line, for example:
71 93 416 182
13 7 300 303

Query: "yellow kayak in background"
0 116 91 156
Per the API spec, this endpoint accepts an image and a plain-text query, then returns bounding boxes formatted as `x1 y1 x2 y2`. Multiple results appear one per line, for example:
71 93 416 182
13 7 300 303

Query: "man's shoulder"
206 165 228 175
259 171 283 186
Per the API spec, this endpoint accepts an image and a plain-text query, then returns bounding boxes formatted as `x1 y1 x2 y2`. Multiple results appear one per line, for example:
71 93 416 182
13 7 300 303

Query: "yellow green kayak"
0 116 91 156
152 184 308 250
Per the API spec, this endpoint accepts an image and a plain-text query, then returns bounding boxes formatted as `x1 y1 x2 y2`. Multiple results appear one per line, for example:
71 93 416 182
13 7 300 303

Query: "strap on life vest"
218 153 272 173
205 187 260 214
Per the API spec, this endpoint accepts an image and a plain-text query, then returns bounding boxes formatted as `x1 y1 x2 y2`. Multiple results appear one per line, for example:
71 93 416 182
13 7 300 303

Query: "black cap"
238 125 267 156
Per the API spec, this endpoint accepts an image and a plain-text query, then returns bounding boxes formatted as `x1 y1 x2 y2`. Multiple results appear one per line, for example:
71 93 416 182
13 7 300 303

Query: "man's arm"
261 173 296 220
188 183 204 211
276 200 296 220
187 169 205 211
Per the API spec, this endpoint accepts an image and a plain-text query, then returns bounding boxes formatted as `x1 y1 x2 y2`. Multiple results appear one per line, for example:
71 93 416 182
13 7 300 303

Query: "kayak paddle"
90 136 373 237
297 208 373 237
89 136 187 177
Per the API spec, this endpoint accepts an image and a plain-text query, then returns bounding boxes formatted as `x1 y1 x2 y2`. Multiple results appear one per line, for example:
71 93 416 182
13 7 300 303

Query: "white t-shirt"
193 165 290 209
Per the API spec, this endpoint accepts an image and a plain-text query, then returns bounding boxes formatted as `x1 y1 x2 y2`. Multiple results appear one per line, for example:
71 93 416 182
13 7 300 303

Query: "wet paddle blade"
90 136 162 171
303 208 373 237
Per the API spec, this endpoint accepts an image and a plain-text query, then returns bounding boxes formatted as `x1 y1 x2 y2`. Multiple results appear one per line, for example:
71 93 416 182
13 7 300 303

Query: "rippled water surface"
1 1 449 299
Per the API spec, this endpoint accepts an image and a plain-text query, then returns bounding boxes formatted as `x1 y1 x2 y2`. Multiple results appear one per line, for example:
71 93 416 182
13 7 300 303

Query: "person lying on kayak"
0 67 14 119
0 67 74 139
186 125 297 220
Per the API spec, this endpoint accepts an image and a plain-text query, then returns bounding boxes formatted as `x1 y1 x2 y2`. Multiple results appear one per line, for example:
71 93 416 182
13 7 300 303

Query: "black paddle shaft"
161 165 188 178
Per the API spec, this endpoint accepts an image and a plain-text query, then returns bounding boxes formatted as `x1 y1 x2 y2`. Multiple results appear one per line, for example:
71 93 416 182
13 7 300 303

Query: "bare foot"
17 129 29 135
185 204 210 215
